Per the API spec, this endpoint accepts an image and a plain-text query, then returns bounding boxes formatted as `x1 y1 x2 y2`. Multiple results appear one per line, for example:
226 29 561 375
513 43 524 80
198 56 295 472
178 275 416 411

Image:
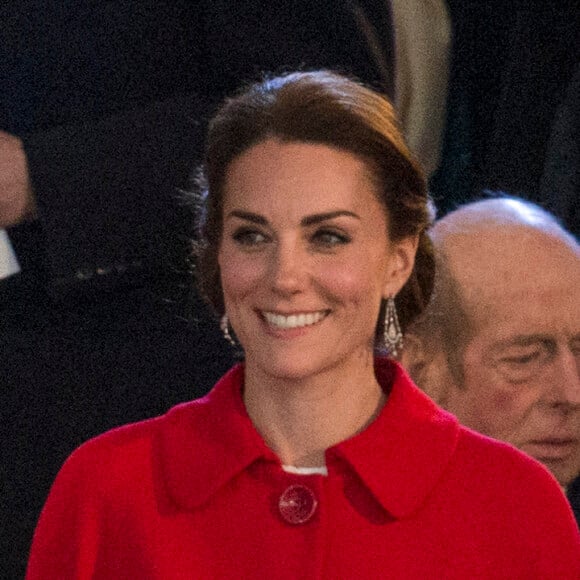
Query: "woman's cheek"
317 257 375 300
220 253 266 298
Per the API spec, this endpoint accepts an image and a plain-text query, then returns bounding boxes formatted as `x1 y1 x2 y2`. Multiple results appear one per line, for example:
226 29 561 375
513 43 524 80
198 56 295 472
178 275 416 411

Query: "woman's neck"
243 356 386 468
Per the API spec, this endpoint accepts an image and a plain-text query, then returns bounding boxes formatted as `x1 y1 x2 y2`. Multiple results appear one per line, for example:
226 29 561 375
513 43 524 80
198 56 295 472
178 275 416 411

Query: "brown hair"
194 70 435 344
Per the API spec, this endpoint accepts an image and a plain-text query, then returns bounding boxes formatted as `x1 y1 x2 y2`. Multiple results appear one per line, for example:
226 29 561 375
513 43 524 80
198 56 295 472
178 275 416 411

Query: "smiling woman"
26 72 580 579
218 140 415 387
197 71 435 341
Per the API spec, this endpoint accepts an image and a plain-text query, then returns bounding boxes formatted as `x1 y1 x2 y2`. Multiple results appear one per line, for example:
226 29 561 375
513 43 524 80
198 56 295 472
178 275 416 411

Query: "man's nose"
544 350 580 407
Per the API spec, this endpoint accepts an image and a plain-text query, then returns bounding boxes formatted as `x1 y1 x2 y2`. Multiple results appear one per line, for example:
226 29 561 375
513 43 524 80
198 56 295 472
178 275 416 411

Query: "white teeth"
263 311 327 329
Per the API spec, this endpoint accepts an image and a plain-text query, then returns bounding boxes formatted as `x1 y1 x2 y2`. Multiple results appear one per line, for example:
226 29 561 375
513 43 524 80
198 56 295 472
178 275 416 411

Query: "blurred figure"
403 197 580 502
431 1 579 235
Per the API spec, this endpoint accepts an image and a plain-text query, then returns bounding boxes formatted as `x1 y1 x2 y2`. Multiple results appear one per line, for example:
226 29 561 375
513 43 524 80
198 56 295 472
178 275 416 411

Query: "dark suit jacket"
540 60 580 239
0 2 393 576
567 476 580 528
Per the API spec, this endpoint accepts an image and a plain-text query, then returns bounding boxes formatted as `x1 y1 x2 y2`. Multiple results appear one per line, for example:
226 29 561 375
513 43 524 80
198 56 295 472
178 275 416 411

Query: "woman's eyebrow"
301 210 360 226
225 209 360 226
226 210 267 225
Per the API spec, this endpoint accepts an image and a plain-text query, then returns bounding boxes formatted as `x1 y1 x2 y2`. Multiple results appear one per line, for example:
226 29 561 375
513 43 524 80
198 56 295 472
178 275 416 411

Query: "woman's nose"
268 243 307 296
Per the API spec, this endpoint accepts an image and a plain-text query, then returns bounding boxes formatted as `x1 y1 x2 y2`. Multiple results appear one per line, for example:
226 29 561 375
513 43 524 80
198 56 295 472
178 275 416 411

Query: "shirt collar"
158 359 459 518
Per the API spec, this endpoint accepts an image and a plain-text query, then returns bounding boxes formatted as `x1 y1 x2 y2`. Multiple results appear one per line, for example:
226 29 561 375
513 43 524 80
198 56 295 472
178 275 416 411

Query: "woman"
27 71 579 578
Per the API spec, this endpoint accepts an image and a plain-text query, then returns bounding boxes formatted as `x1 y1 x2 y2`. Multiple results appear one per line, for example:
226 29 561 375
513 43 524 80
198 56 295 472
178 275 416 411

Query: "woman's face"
218 138 416 381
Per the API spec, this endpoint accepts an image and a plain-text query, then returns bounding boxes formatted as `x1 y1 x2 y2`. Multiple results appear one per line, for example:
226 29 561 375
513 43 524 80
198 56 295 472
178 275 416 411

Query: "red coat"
27 360 579 579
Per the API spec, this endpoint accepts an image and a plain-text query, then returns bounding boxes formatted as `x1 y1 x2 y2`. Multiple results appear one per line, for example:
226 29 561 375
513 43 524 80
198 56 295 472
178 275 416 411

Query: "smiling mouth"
262 310 329 330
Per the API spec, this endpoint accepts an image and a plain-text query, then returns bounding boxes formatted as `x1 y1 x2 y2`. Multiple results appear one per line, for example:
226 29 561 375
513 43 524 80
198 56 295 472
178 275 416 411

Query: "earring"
220 314 237 347
383 296 403 357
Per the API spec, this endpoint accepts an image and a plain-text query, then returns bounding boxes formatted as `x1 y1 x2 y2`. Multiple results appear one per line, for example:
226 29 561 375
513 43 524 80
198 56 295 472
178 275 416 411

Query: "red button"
278 484 318 525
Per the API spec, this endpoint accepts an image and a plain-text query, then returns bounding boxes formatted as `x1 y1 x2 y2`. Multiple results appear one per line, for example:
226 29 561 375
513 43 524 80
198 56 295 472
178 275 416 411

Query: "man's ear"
400 333 430 386
400 333 454 407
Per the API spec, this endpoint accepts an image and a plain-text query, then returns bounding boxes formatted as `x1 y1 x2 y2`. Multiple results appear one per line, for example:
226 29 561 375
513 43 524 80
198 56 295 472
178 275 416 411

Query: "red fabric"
27 359 580 579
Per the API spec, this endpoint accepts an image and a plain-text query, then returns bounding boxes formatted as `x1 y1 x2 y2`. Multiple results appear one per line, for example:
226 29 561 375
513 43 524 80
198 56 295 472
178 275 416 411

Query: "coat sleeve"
1 2 212 298
21 94 215 297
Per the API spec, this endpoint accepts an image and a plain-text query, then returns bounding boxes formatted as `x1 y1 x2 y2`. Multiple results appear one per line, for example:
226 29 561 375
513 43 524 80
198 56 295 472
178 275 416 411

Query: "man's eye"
232 229 268 246
312 229 351 247
497 349 547 383
501 353 539 366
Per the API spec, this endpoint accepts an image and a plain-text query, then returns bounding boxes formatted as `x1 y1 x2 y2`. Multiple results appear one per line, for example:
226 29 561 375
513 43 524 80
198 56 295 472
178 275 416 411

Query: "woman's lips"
261 310 329 330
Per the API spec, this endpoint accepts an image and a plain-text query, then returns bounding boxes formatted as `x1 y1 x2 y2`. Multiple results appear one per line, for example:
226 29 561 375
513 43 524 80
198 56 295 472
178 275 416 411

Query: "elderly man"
402 197 580 517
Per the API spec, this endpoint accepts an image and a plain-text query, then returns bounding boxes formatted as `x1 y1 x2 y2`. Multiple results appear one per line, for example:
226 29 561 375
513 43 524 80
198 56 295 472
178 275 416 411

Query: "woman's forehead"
222 138 385 219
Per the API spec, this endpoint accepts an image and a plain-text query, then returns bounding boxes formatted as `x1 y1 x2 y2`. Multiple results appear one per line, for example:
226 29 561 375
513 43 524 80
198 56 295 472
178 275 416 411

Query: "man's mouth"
524 439 578 460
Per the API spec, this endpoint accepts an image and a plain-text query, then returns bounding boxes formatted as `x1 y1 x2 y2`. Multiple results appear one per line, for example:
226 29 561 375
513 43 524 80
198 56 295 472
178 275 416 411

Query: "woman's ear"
382 235 419 297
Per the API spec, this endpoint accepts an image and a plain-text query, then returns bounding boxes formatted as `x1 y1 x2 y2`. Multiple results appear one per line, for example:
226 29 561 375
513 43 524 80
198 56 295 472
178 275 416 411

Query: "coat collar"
157 359 459 519
157 364 275 511
330 358 460 518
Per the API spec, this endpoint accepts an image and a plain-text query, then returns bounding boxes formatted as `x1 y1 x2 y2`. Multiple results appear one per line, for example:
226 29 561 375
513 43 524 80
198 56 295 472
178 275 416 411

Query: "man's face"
442 228 580 488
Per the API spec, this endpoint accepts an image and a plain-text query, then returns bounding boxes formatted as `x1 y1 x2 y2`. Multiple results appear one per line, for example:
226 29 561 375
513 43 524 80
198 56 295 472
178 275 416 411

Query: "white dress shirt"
0 228 21 279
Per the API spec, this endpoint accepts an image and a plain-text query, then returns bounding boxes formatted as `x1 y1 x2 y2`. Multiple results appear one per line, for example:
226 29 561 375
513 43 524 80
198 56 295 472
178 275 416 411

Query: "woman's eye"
232 229 268 246
312 229 351 247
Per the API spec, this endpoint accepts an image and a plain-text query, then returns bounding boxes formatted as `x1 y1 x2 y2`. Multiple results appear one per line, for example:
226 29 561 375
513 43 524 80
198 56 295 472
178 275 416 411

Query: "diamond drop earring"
220 314 237 347
383 296 403 357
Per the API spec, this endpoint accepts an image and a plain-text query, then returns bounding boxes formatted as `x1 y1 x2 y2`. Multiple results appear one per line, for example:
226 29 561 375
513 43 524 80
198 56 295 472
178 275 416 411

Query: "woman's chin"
246 352 328 384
